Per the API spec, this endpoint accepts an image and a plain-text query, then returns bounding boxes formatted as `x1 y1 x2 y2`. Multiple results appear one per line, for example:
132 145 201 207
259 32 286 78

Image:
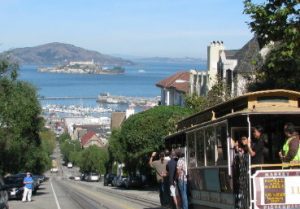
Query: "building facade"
156 38 263 106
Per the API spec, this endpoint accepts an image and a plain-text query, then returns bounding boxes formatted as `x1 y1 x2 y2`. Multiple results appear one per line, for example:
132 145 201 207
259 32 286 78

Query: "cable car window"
187 132 196 168
216 123 228 165
257 96 289 103
196 129 205 166
205 126 216 166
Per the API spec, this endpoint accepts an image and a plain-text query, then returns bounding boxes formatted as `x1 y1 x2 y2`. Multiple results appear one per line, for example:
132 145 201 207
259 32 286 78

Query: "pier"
39 95 160 106
97 95 160 106
39 96 97 100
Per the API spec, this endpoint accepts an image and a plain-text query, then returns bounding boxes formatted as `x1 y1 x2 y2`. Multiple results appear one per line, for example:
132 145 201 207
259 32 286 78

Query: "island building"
156 37 265 106
69 60 95 65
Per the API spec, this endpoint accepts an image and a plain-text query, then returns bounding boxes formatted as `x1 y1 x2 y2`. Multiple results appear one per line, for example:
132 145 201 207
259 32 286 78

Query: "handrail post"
247 114 253 209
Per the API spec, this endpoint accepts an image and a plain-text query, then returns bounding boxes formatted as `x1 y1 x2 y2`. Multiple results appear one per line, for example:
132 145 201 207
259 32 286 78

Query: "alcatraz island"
38 60 125 75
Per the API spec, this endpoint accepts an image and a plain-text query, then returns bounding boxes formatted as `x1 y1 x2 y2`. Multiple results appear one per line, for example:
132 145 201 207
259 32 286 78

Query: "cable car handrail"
251 163 300 168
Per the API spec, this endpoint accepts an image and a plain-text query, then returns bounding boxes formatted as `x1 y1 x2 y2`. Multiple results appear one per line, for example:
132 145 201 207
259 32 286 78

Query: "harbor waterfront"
20 61 205 113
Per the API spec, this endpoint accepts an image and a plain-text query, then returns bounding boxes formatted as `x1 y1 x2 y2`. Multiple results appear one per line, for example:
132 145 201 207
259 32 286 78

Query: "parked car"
0 175 9 209
74 176 81 181
112 175 127 187
35 174 48 183
81 173 87 181
32 175 41 189
50 167 58 173
67 162 73 168
111 176 118 186
104 173 116 186
4 176 24 200
123 175 145 189
86 172 100 182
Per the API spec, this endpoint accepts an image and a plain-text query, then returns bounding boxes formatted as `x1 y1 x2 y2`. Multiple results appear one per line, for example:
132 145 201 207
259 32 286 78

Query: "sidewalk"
8 180 57 209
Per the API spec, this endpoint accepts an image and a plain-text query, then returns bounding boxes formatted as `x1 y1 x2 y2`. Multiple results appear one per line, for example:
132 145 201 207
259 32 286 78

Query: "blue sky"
0 0 258 58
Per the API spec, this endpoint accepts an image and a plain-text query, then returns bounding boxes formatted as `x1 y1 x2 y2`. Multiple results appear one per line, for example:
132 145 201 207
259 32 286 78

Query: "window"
257 96 289 103
205 126 216 166
187 132 196 168
226 69 232 92
196 129 205 166
216 124 228 165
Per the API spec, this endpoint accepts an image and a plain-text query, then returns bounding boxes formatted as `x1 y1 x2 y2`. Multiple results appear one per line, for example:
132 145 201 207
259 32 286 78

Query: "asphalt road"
9 144 161 209
9 175 161 209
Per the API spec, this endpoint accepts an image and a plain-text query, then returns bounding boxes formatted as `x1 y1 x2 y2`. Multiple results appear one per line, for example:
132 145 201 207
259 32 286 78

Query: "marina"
97 94 160 106
39 94 159 107
42 104 112 116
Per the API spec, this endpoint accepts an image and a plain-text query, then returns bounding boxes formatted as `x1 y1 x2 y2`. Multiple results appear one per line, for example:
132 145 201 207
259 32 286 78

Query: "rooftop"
156 71 190 93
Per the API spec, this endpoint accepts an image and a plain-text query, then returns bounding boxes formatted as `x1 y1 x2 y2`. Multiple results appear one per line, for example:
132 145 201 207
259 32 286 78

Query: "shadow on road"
33 191 49 196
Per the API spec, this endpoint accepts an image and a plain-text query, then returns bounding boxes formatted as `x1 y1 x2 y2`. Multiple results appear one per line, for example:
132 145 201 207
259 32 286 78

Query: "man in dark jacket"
167 150 179 209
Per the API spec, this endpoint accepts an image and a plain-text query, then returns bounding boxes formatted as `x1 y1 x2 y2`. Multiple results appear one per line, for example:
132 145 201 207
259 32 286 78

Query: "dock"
39 95 160 106
97 95 160 106
39 96 97 100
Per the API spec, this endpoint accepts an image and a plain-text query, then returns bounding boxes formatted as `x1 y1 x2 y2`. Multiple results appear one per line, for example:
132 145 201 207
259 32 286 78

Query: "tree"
244 0 300 91
0 57 48 174
60 139 81 164
40 129 56 156
184 94 208 113
0 55 18 80
108 129 125 165
185 78 232 112
78 146 108 174
111 106 192 174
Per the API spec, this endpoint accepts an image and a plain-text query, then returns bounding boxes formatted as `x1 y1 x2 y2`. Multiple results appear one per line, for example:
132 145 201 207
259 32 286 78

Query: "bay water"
19 61 206 111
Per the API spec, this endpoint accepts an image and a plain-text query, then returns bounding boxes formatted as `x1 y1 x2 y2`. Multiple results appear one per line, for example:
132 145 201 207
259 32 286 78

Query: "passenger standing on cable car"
247 125 265 165
279 123 300 164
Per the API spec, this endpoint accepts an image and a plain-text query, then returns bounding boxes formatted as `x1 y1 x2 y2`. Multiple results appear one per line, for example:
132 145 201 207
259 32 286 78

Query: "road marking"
50 179 62 209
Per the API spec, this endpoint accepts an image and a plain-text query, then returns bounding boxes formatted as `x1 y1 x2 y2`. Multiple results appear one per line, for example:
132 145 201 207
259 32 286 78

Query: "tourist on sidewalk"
22 172 34 202
149 151 169 207
167 150 180 209
177 149 188 209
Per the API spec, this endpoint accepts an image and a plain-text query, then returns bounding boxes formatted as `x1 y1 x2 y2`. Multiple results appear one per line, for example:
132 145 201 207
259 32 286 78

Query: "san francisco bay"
19 61 206 108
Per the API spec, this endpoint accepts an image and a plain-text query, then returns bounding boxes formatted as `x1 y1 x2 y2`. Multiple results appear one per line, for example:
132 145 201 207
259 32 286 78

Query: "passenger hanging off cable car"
279 123 300 165
233 136 250 209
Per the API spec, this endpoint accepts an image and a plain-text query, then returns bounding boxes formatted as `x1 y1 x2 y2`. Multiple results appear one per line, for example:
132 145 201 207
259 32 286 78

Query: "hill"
1 42 133 66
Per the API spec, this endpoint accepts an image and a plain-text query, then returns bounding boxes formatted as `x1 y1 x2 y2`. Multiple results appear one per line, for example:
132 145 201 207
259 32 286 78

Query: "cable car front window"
216 123 228 165
196 129 205 167
205 126 216 166
187 132 196 168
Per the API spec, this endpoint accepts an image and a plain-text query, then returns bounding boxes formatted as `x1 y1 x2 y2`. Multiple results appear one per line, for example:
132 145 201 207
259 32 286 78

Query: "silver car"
86 173 100 182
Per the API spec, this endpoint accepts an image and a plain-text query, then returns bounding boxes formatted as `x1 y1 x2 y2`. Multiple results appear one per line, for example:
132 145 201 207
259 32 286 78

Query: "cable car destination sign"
253 170 300 209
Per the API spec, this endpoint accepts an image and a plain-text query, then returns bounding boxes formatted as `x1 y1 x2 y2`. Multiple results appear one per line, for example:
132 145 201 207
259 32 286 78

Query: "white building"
156 71 190 106
69 60 94 65
207 38 263 96
156 38 263 106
